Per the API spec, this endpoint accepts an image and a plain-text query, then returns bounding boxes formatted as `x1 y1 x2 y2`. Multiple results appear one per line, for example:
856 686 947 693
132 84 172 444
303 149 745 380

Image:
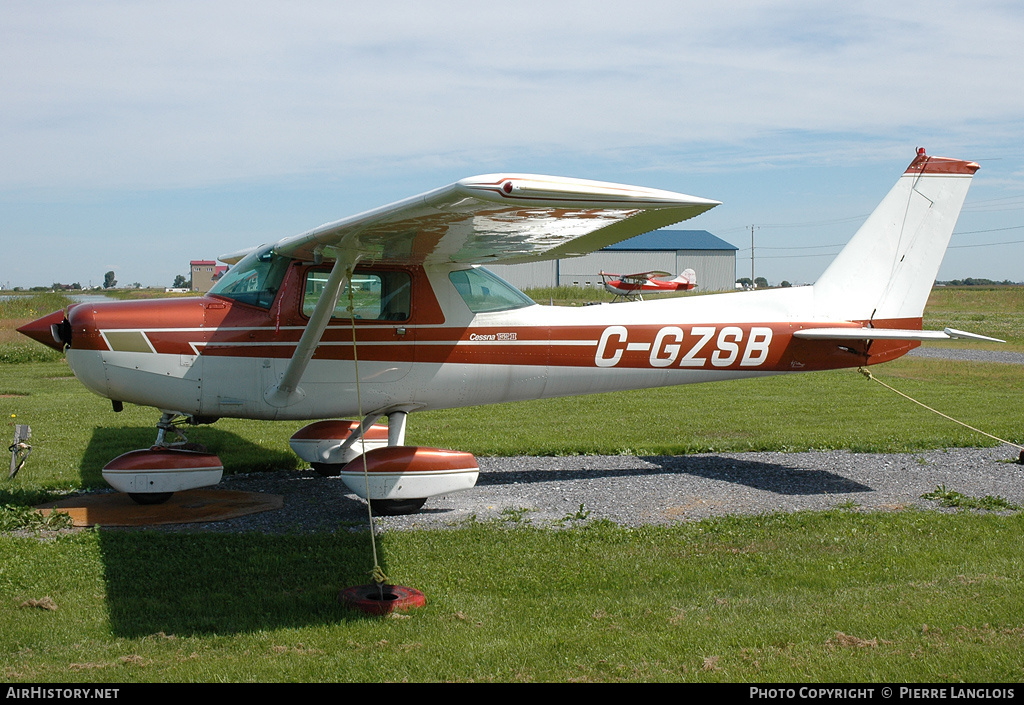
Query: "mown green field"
4 511 1024 682
2 286 1023 683
924 286 1024 349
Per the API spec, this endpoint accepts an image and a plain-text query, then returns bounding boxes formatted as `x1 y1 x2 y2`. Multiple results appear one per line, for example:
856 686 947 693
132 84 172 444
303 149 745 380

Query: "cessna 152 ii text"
19 149 1000 514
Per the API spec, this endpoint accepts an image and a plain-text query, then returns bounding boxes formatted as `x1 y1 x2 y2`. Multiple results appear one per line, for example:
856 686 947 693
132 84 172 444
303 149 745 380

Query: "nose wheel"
128 492 174 505
370 498 427 515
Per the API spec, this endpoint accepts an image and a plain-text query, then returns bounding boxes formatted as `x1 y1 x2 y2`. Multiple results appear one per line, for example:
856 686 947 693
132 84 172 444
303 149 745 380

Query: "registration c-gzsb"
595 325 773 368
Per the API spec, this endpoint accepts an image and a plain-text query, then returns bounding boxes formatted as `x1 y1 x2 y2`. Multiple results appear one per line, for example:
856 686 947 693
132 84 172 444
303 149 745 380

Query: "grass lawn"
2 285 1023 682
4 511 1024 682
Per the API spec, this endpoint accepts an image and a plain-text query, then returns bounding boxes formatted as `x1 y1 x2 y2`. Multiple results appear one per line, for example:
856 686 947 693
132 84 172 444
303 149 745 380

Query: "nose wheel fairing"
101 413 224 505
101 447 224 503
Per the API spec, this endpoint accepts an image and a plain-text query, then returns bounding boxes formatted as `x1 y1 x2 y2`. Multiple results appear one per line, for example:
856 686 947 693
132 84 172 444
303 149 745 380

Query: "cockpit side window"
302 269 412 321
448 267 536 313
208 248 290 309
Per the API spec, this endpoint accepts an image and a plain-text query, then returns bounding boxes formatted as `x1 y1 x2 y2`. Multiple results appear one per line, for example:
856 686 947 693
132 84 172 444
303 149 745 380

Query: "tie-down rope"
858 366 1024 454
347 269 389 588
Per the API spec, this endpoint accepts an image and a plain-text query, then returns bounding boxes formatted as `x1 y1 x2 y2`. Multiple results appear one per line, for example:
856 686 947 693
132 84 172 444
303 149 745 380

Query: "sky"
2 1 1023 289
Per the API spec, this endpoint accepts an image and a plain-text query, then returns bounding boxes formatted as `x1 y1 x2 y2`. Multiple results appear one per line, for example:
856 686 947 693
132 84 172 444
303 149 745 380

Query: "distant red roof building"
190 260 228 292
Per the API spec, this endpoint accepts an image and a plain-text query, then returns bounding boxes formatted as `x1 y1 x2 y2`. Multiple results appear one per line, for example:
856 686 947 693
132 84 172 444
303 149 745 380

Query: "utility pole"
750 225 757 285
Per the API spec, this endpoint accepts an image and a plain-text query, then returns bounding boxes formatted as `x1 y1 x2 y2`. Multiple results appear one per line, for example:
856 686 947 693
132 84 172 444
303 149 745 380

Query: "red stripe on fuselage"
68 295 922 373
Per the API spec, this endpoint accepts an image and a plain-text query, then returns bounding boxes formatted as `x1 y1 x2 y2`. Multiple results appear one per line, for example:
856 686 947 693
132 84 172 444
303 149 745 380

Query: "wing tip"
458 174 720 208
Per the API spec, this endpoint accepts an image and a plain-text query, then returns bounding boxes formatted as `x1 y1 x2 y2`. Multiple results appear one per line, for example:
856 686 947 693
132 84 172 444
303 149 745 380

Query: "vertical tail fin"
812 149 979 323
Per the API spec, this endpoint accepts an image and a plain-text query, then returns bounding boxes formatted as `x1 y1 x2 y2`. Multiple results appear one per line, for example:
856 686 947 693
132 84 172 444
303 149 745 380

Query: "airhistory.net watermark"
6 688 119 700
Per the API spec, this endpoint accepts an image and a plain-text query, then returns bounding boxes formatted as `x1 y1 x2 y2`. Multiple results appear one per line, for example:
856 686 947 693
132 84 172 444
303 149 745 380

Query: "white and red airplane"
19 149 1001 514
600 268 697 301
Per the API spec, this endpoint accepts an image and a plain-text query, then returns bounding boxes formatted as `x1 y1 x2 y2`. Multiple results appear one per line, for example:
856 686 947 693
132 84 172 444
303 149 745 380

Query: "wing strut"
265 254 357 408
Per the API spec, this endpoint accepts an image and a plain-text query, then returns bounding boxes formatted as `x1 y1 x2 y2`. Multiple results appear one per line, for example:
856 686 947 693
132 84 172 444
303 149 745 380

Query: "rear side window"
303 269 411 321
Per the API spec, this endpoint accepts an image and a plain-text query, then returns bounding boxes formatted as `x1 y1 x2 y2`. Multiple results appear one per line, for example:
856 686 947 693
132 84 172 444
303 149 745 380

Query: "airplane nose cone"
17 309 69 352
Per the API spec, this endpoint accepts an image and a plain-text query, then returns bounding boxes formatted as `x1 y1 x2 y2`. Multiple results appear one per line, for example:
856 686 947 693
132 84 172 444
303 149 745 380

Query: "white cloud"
1 2 1023 287
2 2 1023 191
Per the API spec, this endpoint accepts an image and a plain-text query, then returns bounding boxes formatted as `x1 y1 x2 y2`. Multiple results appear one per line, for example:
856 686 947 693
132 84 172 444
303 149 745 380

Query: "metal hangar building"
486 229 739 292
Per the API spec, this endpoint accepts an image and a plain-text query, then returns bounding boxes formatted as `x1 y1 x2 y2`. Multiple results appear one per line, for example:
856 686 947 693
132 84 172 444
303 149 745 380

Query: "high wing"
221 174 719 267
617 271 673 282
234 174 718 407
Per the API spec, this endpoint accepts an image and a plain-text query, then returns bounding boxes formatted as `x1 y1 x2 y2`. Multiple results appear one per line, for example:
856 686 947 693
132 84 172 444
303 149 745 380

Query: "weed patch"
0 343 64 364
921 485 1020 511
0 504 73 532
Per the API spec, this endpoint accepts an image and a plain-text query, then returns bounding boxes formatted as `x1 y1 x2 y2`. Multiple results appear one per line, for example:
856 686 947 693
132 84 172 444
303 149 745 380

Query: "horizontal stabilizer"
793 327 1005 343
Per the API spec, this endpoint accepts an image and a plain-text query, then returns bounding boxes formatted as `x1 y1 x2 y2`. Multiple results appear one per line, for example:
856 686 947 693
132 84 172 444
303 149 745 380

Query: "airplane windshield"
208 248 290 309
449 267 536 313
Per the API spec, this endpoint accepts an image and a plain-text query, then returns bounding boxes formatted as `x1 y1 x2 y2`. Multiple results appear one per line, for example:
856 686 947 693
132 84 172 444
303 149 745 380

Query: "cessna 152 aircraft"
600 268 697 301
19 149 1000 514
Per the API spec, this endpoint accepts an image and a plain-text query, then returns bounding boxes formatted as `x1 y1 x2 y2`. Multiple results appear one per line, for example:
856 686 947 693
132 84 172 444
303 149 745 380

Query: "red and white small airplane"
19 149 1001 514
600 268 697 301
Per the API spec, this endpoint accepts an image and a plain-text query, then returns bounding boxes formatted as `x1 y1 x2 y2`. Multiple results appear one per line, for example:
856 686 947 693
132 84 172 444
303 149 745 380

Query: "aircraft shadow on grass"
87 428 866 636
82 427 382 637
475 455 873 497
81 427 387 637
97 529 386 637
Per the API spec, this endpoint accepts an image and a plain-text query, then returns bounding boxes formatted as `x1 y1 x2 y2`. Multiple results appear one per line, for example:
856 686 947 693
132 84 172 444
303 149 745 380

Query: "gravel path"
909 347 1024 365
154 446 1024 534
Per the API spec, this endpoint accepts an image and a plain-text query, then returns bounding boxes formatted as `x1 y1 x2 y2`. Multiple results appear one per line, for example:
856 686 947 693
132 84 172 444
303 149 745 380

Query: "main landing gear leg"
387 410 407 446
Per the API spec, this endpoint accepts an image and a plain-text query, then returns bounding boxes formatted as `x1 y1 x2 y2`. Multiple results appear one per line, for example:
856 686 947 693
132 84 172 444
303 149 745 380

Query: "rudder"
812 149 978 324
